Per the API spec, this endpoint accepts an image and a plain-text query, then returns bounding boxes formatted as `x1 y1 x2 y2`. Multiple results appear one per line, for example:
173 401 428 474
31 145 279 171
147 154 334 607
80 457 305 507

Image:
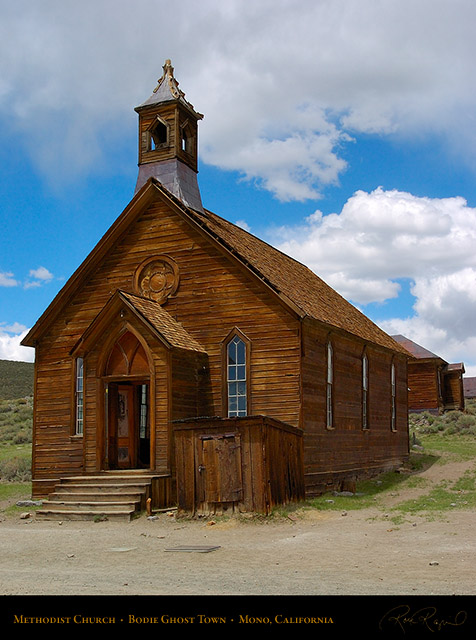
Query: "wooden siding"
443 371 465 411
301 319 409 495
407 361 441 413
31 198 301 496
173 416 305 515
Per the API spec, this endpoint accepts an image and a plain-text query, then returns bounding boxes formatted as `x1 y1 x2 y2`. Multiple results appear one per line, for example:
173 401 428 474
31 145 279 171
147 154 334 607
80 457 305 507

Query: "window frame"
222 328 251 418
391 360 397 432
147 115 169 152
326 341 334 430
362 351 369 430
74 357 84 436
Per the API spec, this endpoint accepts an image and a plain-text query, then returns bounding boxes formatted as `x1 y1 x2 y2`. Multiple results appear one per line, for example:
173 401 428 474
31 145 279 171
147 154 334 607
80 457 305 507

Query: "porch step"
35 472 160 522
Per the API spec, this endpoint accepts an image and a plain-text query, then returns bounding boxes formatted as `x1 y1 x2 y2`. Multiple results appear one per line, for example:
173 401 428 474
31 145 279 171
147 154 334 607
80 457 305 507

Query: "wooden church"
22 60 410 520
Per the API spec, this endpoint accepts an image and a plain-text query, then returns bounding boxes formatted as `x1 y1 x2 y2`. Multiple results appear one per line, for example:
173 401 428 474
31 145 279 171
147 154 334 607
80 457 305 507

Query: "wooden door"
197 434 243 505
107 382 150 470
116 385 135 468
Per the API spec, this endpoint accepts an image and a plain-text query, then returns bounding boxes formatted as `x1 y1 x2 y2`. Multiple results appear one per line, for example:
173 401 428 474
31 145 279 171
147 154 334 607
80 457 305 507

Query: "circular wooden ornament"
133 255 179 304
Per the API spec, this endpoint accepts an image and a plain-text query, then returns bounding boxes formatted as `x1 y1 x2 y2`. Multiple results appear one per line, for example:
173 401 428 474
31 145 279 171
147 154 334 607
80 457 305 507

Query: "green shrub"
0 456 32 482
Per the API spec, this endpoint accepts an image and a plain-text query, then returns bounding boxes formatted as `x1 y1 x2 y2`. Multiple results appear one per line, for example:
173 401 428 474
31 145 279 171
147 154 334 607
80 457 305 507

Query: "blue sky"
1 0 476 377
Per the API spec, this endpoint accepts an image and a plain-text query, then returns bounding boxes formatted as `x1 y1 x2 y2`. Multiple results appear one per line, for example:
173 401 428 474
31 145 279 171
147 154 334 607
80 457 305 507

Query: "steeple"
134 60 204 212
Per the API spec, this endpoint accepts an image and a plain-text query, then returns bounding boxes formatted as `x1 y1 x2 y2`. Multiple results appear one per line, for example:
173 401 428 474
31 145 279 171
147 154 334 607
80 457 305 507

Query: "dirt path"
1 456 476 598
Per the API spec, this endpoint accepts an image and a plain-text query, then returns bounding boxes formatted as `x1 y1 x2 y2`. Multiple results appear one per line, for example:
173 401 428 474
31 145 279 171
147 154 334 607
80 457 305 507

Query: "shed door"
199 434 243 504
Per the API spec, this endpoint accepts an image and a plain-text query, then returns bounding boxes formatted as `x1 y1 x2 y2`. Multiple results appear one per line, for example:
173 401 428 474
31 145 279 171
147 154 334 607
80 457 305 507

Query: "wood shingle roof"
22 177 410 356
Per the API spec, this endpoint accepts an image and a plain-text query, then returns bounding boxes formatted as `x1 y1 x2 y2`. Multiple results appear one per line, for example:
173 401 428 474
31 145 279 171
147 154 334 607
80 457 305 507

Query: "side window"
391 361 396 431
75 357 84 436
326 342 333 429
362 353 369 429
226 334 248 417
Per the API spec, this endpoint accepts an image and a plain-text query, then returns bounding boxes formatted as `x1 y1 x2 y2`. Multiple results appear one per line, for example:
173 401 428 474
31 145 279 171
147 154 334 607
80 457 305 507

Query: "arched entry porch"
103 330 152 470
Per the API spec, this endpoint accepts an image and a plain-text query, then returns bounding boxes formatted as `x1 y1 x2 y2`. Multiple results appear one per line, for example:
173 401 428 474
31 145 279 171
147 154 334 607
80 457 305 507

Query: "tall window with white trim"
75 357 84 436
362 353 369 429
391 362 396 431
326 342 333 429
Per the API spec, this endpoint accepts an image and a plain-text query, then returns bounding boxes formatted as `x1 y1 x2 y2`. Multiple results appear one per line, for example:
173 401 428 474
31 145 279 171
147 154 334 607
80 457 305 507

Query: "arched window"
362 353 369 429
326 342 333 429
226 333 248 417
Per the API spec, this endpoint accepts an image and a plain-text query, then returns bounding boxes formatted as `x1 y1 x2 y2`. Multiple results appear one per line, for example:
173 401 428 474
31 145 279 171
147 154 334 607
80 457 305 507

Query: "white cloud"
0 272 18 287
2 1 476 199
24 266 54 289
235 220 251 232
265 187 476 369
0 324 34 362
268 188 476 302
29 267 54 281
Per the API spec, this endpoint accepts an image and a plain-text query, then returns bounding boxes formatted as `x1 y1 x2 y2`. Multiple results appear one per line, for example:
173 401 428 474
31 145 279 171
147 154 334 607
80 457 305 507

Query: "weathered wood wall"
301 319 409 495
31 196 301 496
173 416 305 515
406 361 441 413
443 371 465 411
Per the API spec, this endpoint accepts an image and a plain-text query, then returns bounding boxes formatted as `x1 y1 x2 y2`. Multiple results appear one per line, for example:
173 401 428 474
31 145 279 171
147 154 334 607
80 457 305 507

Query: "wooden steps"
36 472 161 522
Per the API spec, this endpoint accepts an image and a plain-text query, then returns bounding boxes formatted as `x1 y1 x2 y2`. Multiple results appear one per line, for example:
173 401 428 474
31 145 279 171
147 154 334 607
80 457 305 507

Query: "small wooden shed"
173 416 305 515
392 335 465 413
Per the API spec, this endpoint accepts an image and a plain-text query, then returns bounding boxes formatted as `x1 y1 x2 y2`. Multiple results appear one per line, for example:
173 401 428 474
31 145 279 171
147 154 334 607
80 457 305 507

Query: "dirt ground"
1 457 476 599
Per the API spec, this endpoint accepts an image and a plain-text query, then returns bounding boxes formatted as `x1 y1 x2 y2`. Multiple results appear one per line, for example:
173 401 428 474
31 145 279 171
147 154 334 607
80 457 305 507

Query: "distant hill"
0 359 34 400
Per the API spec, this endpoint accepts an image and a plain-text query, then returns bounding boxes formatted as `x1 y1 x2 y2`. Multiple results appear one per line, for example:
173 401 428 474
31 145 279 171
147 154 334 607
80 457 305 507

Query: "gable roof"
71 290 206 355
391 336 465 375
120 291 206 352
391 335 443 361
22 177 409 356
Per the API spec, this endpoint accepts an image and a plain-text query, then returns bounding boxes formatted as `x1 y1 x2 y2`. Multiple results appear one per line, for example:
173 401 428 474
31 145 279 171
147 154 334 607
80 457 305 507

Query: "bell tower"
134 60 204 212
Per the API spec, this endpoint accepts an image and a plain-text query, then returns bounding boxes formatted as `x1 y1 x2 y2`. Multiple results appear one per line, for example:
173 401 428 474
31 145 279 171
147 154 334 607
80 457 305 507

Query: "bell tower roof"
135 59 202 118
134 60 204 213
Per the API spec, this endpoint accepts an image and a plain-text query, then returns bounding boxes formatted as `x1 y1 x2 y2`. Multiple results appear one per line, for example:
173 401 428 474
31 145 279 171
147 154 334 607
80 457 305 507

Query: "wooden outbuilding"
463 377 476 400
22 61 410 519
392 335 465 414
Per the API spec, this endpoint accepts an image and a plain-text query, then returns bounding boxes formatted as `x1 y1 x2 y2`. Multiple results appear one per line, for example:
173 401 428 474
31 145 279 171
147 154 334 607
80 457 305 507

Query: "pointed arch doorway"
103 330 152 470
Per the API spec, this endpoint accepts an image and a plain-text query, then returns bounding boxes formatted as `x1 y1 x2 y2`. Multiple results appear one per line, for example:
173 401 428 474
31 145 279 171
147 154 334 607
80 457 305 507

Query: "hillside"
0 359 34 400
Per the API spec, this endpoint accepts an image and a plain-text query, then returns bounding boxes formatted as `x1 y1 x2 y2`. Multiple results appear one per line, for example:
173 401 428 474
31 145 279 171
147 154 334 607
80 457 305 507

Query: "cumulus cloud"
24 267 54 289
2 1 476 198
266 187 476 371
0 324 34 362
0 272 18 287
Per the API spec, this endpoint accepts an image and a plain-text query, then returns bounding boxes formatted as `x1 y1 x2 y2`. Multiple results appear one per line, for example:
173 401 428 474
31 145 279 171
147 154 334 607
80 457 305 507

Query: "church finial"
151 58 182 100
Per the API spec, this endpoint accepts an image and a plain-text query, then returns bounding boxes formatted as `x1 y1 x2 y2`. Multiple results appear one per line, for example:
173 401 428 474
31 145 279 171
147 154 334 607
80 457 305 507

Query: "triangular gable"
23 176 408 356
71 290 206 357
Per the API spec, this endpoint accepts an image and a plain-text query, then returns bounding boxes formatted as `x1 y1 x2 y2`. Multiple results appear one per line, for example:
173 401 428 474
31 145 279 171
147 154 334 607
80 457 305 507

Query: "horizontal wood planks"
173 416 304 515
301 319 409 495
31 196 302 496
